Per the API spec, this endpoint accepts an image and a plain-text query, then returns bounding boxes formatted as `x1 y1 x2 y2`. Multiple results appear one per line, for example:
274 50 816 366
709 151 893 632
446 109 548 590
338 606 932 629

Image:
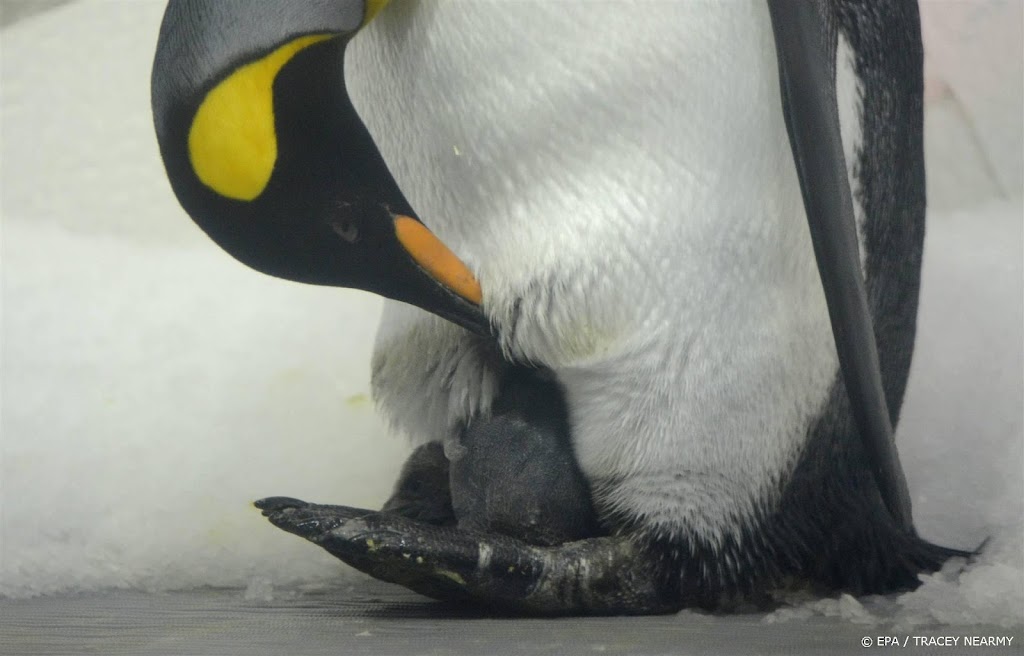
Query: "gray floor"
2 579 1017 656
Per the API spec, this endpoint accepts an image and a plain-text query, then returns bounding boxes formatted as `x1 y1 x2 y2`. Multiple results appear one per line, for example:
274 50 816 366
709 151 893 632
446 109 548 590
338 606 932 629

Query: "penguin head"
151 0 488 335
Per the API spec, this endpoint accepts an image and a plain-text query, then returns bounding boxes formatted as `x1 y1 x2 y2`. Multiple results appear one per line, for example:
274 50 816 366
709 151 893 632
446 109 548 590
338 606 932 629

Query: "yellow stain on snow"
345 393 370 407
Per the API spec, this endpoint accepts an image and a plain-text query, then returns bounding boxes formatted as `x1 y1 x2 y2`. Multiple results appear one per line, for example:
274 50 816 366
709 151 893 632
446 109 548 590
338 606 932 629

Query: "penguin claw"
260 504 678 615
254 496 306 513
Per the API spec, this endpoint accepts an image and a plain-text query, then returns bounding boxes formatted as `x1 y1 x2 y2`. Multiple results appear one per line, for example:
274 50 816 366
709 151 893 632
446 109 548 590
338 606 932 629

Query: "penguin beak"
393 215 483 307
385 214 489 335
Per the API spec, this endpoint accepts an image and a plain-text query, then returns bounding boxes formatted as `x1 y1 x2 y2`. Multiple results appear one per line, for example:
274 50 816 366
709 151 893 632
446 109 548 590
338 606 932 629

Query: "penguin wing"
766 1 913 532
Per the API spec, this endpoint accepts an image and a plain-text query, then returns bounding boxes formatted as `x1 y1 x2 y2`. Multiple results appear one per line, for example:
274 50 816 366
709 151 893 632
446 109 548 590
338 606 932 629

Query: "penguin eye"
331 220 359 244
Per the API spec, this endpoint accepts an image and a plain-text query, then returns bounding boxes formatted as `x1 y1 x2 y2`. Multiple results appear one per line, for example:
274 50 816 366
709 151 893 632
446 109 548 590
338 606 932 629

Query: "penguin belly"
358 1 834 552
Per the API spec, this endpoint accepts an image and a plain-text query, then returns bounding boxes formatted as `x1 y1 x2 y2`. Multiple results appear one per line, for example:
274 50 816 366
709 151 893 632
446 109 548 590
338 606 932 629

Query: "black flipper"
766 1 913 532
256 497 677 616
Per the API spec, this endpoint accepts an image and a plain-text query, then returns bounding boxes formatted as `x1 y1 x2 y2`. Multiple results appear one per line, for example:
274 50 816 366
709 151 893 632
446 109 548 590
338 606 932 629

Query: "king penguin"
152 0 970 614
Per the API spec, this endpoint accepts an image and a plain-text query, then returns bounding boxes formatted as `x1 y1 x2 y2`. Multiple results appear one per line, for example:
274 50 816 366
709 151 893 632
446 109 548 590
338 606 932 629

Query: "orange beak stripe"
393 215 483 306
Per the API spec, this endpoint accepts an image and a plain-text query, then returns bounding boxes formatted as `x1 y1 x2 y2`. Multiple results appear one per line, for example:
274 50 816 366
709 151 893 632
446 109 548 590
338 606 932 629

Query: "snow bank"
1 0 407 598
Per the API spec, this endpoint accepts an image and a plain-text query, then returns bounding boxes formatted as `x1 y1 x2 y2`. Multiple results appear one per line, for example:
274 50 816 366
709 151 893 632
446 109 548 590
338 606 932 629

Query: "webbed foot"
256 496 679 616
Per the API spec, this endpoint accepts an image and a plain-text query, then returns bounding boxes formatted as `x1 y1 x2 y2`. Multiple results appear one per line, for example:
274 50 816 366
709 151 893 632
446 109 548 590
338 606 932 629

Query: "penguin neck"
269 37 415 220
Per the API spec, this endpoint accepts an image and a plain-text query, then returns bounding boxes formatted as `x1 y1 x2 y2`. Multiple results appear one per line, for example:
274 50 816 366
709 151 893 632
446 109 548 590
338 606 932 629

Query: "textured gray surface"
2 579 1018 656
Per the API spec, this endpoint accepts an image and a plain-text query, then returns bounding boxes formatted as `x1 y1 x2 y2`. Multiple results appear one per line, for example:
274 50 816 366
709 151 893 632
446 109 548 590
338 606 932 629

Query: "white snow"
1 0 408 598
1 0 1021 630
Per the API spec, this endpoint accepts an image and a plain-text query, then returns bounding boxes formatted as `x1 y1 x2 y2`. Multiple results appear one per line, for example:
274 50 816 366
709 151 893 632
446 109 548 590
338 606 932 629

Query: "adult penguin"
150 0 597 549
152 1 970 614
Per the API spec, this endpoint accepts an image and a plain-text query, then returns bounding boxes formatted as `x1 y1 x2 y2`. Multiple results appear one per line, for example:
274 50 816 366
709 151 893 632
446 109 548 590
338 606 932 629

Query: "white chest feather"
351 1 862 544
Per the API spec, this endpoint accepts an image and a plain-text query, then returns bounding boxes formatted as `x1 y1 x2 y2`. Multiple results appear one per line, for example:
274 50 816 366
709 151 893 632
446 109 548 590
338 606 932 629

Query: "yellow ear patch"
187 34 334 201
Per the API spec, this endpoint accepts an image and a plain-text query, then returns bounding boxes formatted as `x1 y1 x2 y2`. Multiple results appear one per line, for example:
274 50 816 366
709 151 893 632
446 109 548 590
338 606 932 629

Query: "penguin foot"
255 497 679 616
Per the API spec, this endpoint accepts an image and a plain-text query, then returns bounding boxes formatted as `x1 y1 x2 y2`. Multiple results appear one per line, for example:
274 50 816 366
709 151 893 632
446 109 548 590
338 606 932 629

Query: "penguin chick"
381 366 601 547
381 442 456 527
448 366 601 546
